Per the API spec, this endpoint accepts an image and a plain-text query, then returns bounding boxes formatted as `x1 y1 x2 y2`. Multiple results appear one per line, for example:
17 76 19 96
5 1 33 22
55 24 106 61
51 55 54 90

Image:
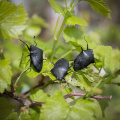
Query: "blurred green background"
0 0 120 120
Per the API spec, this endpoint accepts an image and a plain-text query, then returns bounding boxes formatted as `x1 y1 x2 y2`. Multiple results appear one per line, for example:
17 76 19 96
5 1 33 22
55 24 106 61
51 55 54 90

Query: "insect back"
73 38 95 71
51 58 70 82
19 36 44 76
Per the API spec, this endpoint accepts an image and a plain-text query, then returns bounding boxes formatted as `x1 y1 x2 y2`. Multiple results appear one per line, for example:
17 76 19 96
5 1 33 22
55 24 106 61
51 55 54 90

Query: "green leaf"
84 0 111 18
0 97 15 120
63 26 84 43
19 111 31 120
48 0 65 15
40 91 70 120
66 15 88 26
41 61 56 80
76 74 92 91
6 112 18 120
19 44 30 70
0 59 12 93
30 107 40 120
93 45 120 72
63 27 96 50
0 1 27 40
40 91 102 120
30 89 49 102
69 78 83 87
110 49 120 72
67 98 102 120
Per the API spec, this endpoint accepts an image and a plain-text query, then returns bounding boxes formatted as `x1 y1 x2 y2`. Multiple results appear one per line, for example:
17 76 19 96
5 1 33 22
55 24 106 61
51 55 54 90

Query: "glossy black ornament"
20 36 43 72
73 40 95 70
51 58 69 81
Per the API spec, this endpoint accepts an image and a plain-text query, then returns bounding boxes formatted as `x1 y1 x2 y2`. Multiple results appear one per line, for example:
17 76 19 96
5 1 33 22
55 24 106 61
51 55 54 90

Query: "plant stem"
50 13 69 61
65 0 67 8
54 14 61 37
72 1 79 9
14 70 26 87
69 0 75 8
3 90 45 107
50 0 77 61
111 82 120 86
56 14 68 39
64 91 112 100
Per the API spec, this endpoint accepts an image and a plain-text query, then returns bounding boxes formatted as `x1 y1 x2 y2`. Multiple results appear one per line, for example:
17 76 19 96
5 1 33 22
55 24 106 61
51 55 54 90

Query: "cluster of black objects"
20 36 95 82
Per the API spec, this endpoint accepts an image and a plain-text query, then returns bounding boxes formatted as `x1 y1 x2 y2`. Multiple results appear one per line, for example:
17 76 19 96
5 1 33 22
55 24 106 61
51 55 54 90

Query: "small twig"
111 82 120 86
3 90 44 107
64 91 112 100
2 90 112 108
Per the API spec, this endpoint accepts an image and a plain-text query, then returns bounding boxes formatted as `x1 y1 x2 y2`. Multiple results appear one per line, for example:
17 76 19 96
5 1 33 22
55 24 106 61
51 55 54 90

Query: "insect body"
73 40 95 70
20 36 43 73
51 58 69 81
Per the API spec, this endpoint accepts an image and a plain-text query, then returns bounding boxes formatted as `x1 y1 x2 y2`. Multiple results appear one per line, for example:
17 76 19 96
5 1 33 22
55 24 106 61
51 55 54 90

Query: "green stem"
69 0 75 7
65 0 67 8
50 40 57 61
56 14 68 40
14 70 26 87
54 14 61 37
50 13 69 61
72 1 79 9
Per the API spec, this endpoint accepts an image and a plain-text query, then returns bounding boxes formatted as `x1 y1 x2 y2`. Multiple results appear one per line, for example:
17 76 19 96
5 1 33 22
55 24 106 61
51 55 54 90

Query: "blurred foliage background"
0 0 120 120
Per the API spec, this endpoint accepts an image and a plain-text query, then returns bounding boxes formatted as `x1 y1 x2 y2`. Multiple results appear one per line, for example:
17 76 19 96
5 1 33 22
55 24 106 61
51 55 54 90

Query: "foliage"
84 0 111 18
0 59 12 93
0 0 27 40
0 0 119 120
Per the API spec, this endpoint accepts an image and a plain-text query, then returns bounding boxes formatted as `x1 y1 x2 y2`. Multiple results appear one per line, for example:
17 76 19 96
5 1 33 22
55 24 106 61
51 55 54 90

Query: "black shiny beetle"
73 39 95 70
51 58 69 82
20 36 43 73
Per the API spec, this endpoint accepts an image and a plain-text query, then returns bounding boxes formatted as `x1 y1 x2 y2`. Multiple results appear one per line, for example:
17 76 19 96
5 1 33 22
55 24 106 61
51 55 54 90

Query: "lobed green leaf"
48 0 65 15
0 97 15 120
30 107 40 120
0 59 12 93
84 0 111 18
40 91 102 120
66 15 88 26
67 98 102 120
0 1 28 40
19 110 31 120
30 89 49 102
6 112 18 120
63 26 84 44
40 91 70 120
94 45 120 73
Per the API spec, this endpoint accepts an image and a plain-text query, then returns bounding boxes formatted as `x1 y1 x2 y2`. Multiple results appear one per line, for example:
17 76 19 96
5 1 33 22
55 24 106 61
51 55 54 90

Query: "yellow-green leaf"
0 59 12 93
0 1 28 40
84 0 111 18
66 16 88 26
